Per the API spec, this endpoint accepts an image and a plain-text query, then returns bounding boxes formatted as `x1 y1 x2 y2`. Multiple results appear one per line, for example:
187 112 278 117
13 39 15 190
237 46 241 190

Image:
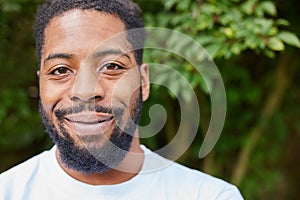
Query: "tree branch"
231 53 292 186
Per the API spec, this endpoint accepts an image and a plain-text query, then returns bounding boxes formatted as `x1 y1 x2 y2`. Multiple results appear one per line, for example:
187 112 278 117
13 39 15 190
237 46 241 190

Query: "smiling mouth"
63 112 115 137
65 116 114 124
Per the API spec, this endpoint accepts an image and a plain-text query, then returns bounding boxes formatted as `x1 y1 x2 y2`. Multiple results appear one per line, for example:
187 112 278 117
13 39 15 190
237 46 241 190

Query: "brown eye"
52 67 72 75
102 63 124 71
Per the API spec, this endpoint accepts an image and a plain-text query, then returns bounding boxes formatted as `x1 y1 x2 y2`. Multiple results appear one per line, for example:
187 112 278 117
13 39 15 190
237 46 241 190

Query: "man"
0 0 243 199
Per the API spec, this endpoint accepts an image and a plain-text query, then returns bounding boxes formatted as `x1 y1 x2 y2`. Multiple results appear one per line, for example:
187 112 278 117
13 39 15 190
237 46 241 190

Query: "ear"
140 63 150 102
36 70 40 78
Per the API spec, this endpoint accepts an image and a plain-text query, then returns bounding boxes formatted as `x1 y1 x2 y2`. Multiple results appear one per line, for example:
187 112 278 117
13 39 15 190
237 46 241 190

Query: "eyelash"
98 63 125 73
49 62 125 76
50 67 72 75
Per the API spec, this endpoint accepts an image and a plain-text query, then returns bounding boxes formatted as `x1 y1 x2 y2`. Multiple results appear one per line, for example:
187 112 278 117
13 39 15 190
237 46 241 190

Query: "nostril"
71 95 103 103
86 95 104 103
93 95 103 101
71 96 81 102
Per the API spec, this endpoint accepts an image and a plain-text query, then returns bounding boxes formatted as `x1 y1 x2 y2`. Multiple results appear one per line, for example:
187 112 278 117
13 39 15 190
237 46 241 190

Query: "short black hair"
34 0 146 68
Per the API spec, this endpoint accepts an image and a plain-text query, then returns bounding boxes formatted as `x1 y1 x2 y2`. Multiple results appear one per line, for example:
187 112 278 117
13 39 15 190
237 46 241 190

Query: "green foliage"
0 0 47 157
0 89 42 149
143 0 300 59
138 0 300 103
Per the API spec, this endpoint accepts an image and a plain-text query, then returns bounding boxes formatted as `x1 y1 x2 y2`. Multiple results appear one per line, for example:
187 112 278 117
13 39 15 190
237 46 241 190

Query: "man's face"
38 9 149 174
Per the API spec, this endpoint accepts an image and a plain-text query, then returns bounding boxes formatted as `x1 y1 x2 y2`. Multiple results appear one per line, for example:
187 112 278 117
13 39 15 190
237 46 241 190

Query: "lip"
63 112 114 137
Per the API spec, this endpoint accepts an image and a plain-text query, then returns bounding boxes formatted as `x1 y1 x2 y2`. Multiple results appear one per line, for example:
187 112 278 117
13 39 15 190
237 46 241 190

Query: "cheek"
110 70 140 107
39 79 68 110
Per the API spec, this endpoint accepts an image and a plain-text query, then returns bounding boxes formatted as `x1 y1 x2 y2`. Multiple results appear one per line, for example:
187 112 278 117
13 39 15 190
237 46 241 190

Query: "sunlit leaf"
268 37 284 51
260 1 277 16
277 31 300 48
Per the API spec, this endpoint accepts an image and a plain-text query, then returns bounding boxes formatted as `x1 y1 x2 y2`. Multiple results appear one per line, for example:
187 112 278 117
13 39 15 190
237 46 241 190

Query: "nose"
71 66 105 103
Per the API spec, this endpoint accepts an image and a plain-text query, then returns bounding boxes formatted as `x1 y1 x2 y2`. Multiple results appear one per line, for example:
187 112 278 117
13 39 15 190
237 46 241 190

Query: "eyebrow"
43 49 131 64
44 53 73 64
93 49 131 60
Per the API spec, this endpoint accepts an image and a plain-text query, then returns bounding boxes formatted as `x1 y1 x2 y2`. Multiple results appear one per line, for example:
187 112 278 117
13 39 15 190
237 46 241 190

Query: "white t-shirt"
0 145 243 200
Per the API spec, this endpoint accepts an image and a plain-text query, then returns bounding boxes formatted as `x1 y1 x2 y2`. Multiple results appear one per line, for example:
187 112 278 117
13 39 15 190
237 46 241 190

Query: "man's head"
35 0 150 174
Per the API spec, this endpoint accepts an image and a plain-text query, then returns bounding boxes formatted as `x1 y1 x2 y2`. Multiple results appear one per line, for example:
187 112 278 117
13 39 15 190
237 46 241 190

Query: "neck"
56 135 144 185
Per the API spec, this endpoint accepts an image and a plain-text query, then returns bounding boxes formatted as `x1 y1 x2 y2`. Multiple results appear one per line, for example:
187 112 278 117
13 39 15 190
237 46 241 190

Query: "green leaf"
224 27 235 39
268 37 284 51
197 36 214 46
205 43 222 59
241 0 256 15
177 0 191 11
260 1 277 16
275 19 289 26
231 43 242 55
164 0 177 10
277 31 300 48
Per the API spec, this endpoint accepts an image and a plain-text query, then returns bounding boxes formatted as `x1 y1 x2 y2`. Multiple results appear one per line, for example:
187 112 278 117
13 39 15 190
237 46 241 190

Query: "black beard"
39 91 143 174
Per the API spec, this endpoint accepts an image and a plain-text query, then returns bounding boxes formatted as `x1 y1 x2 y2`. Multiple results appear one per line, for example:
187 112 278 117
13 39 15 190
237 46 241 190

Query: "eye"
101 63 125 71
51 67 72 75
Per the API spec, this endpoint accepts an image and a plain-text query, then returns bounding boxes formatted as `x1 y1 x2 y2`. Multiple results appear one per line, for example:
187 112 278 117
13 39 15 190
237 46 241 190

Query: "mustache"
54 103 124 121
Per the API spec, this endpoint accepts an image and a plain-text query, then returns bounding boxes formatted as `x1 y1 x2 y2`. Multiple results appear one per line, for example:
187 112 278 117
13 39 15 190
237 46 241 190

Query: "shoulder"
0 148 52 197
141 146 243 199
0 149 51 179
167 162 243 199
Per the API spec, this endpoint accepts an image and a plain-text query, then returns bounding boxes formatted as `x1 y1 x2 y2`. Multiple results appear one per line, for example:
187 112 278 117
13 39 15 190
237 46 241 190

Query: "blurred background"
0 0 299 199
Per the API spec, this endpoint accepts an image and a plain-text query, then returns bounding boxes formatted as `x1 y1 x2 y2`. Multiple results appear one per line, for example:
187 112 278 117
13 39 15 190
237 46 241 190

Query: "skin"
38 9 150 185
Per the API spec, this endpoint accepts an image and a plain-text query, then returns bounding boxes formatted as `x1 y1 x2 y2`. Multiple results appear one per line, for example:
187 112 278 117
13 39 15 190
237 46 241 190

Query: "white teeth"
64 113 113 124
98 116 113 123
63 116 114 137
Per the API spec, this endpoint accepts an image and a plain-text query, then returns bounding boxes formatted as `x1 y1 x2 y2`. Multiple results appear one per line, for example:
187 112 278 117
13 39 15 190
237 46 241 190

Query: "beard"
39 90 143 174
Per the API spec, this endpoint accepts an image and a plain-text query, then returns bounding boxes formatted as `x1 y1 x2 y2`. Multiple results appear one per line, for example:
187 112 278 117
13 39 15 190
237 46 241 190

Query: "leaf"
205 43 222 59
231 43 242 55
260 1 277 16
164 0 177 10
275 19 289 26
198 77 210 94
241 0 255 15
277 31 300 48
197 36 214 46
177 0 191 11
268 37 284 51
224 27 235 39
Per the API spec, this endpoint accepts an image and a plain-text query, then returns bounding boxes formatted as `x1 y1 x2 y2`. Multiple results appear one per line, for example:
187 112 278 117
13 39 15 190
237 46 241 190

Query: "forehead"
42 9 130 60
